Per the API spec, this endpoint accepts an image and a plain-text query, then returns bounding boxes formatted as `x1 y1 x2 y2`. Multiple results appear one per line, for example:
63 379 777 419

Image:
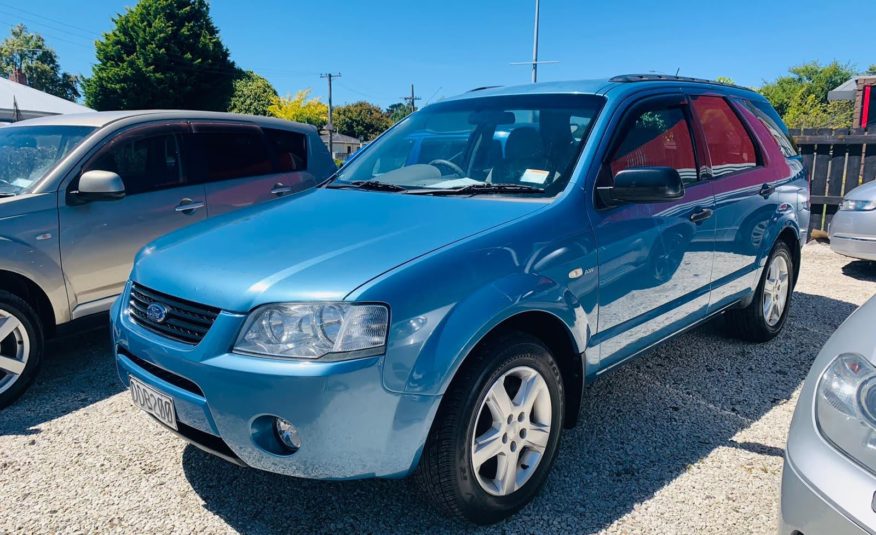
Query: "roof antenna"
675 67 680 76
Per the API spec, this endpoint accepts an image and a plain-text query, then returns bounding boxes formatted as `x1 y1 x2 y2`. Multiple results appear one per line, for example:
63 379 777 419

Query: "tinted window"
609 105 697 184
87 134 182 195
691 96 757 178
265 128 307 172
190 130 273 183
738 99 797 157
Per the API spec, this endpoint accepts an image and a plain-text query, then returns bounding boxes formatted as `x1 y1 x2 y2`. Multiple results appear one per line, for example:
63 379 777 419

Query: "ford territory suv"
0 110 335 408
111 76 809 523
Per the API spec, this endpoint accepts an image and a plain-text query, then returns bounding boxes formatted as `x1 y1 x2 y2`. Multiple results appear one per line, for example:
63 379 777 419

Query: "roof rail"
609 74 752 91
468 85 501 92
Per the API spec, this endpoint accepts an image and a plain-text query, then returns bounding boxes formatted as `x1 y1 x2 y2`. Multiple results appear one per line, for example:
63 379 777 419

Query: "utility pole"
401 84 421 114
531 0 540 83
511 0 557 82
321 72 341 157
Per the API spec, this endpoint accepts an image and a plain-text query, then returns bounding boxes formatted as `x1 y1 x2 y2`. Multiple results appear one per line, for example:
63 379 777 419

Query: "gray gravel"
1 243 875 534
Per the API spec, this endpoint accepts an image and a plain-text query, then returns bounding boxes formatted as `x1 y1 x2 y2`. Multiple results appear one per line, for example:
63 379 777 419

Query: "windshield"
0 125 96 196
334 94 604 196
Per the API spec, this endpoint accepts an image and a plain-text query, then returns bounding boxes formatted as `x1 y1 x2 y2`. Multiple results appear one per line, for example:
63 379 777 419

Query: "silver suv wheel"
471 365 553 496
0 308 30 396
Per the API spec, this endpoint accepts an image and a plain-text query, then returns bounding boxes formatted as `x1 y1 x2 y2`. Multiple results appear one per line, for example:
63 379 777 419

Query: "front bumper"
830 210 876 261
111 291 442 480
780 455 870 535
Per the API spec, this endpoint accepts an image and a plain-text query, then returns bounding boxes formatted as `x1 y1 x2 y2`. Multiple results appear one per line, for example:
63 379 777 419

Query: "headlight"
840 199 876 211
234 303 389 360
816 353 876 469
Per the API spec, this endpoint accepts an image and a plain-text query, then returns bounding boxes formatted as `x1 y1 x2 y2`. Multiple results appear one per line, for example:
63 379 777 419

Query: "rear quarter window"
736 99 798 158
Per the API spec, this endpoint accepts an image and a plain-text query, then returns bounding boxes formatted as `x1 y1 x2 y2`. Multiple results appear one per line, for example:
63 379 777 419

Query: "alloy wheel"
0 308 29 396
471 366 552 496
762 255 790 327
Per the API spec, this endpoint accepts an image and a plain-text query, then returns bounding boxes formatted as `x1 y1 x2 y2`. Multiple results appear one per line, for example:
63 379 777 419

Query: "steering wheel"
428 159 465 176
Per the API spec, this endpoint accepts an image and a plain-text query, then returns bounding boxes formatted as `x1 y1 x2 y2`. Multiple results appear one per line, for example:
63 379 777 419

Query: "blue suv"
111 75 809 523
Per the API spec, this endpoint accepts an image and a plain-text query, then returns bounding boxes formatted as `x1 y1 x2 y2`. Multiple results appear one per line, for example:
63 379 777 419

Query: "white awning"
829 77 863 102
0 77 92 122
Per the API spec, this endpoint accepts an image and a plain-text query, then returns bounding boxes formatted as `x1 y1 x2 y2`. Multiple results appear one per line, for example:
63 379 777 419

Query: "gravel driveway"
1 243 874 534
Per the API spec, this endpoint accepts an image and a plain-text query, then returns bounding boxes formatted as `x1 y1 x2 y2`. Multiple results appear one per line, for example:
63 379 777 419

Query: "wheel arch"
776 225 801 289
0 270 56 335
440 309 586 429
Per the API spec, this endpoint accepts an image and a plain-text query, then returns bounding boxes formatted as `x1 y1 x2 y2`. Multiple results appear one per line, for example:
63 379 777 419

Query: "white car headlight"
234 303 389 360
840 199 876 211
816 353 876 469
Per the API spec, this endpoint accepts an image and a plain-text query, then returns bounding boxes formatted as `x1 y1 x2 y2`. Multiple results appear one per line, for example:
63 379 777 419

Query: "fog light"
274 418 301 452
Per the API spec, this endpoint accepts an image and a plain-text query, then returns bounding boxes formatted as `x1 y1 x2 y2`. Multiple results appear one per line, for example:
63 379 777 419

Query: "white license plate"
129 376 177 431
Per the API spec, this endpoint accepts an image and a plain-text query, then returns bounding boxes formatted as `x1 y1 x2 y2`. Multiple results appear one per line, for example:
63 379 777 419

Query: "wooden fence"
791 128 876 235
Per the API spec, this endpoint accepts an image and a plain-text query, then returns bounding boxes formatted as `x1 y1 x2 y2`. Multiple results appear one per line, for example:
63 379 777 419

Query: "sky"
2 0 874 109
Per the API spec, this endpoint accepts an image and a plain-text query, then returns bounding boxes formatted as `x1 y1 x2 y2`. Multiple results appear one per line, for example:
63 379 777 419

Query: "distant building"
320 130 362 161
829 75 876 130
0 77 92 123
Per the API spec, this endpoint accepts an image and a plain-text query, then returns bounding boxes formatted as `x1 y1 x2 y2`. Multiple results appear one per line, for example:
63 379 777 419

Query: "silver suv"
0 110 336 407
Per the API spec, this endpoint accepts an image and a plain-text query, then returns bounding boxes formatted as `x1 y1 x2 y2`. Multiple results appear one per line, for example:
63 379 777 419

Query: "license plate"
129 376 177 431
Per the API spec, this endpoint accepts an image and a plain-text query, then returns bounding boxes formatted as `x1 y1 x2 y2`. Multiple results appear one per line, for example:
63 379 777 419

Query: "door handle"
759 183 775 198
689 207 714 223
271 183 293 196
175 199 205 214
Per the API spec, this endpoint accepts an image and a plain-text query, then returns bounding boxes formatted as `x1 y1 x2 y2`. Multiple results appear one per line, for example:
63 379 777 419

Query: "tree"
759 61 855 128
386 102 412 123
334 101 392 141
228 71 277 116
84 0 235 111
0 24 79 100
715 76 736 85
267 89 327 127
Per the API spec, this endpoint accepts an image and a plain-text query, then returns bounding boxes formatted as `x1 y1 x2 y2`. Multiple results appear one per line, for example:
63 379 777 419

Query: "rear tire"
414 332 565 524
0 290 44 409
724 241 794 342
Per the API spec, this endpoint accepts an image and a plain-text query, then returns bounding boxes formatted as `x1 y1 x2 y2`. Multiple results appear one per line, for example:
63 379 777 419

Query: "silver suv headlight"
840 199 876 211
234 303 389 360
816 353 876 469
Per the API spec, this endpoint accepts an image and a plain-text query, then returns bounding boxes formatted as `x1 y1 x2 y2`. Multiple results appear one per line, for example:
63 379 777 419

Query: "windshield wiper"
408 183 544 196
0 192 15 198
325 180 408 192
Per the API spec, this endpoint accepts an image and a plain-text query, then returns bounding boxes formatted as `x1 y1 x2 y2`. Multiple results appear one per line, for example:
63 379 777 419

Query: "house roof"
320 130 361 144
828 76 876 102
0 77 92 120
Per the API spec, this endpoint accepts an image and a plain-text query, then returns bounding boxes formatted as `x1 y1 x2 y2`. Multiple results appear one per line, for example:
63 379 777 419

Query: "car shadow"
842 259 876 282
0 320 123 437
181 291 857 534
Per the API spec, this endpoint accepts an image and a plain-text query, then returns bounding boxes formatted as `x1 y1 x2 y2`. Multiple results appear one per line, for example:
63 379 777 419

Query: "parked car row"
3 76 868 529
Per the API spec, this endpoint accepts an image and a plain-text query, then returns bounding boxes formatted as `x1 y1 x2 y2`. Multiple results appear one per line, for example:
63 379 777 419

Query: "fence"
791 128 876 235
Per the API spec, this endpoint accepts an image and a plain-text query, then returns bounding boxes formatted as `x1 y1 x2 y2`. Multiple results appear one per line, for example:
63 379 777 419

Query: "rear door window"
609 105 698 184
86 134 183 195
690 96 758 178
264 128 308 172
188 127 273 183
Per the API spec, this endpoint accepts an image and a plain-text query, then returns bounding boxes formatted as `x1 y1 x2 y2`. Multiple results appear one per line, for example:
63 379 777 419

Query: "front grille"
128 283 219 345
121 349 204 397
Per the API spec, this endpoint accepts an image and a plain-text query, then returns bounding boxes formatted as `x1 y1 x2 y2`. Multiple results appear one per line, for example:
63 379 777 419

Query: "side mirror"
70 170 126 204
598 167 684 205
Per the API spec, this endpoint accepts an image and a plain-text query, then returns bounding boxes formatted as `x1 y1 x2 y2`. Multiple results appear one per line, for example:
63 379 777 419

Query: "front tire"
415 333 565 524
0 291 44 409
724 241 794 342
